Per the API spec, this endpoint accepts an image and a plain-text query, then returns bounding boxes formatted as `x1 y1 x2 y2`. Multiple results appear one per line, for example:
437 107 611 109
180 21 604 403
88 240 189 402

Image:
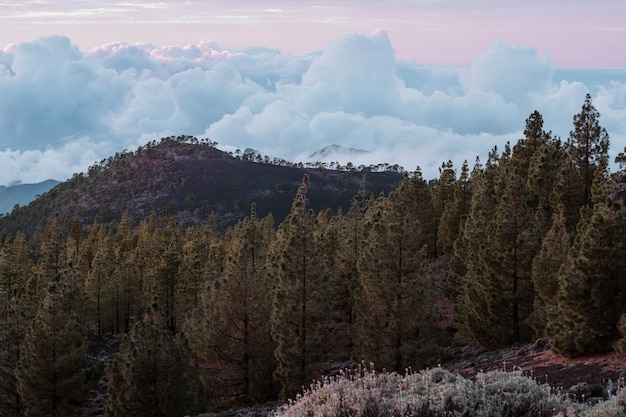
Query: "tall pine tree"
269 175 324 400
528 208 571 336
431 160 457 258
568 93 610 207
0 233 32 417
356 172 439 372
106 303 204 417
438 160 471 259
453 151 500 345
548 177 626 356
85 226 117 334
16 271 88 417
186 205 276 405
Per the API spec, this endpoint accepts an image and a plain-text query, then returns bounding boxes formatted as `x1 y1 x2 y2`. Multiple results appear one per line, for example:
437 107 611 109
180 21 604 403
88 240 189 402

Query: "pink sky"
1 0 625 67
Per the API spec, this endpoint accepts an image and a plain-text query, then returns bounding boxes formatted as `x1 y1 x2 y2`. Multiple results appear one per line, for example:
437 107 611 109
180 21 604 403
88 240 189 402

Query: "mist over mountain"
308 144 370 160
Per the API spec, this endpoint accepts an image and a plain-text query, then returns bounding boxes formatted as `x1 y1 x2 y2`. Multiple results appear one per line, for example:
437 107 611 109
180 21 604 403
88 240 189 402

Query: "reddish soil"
433 267 626 393
442 341 626 391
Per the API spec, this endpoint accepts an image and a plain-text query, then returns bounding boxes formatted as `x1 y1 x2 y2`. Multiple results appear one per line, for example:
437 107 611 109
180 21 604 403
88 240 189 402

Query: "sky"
0 0 625 186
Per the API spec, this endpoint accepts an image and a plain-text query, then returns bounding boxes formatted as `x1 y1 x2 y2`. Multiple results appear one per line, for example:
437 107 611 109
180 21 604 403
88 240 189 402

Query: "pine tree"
269 175 323 399
453 151 499 344
438 160 471 259
525 125 562 236
186 205 275 405
313 208 352 364
24 216 63 320
525 131 565 334
333 192 371 360
0 233 31 320
445 159 476 301
528 209 571 336
568 93 610 207
106 303 204 417
548 95 609 237
431 160 457 257
550 152 586 233
110 212 139 333
409 169 437 260
454 113 560 347
67 215 86 255
480 121 554 344
548 191 626 356
176 227 211 325
142 219 184 334
356 175 439 372
74 221 100 303
0 233 32 417
457 145 521 346
85 226 117 334
0 297 24 417
518 111 548 172
478 143 536 344
16 277 88 417
129 213 161 317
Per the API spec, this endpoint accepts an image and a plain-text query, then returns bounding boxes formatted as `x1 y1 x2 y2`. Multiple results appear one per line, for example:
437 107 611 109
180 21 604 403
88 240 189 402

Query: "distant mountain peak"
0 179 60 214
309 144 370 160
243 147 261 155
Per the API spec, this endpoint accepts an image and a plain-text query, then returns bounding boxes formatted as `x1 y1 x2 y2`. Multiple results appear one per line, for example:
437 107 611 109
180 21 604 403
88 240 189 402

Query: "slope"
0 136 403 237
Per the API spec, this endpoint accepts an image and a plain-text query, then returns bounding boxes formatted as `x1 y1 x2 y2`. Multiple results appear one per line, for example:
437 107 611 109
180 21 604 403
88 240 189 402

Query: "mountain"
0 137 403 237
0 179 60 214
309 144 370 160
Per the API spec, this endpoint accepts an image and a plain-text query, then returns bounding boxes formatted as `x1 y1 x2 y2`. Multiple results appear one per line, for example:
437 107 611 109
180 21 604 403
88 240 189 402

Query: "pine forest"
2 94 626 416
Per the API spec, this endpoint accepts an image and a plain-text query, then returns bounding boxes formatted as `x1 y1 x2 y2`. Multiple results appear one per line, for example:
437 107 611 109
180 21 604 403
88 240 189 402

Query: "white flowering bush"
273 365 626 417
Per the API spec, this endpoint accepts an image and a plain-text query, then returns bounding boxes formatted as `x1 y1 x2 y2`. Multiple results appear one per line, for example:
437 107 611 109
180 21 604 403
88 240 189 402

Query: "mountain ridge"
0 137 403 237
0 179 60 214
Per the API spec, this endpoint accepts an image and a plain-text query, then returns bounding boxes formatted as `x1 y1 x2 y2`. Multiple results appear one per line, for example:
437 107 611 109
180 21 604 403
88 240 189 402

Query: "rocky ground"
442 339 626 398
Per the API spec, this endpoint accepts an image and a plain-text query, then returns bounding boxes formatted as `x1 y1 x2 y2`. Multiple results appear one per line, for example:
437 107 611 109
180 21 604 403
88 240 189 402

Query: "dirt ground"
442 340 626 392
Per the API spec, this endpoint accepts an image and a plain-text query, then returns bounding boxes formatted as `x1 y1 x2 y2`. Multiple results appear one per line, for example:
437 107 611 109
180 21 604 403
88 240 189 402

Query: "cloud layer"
1 33 625 185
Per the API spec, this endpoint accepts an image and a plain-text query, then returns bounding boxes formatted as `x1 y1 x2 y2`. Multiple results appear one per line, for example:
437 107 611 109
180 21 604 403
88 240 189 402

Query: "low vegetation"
275 366 626 417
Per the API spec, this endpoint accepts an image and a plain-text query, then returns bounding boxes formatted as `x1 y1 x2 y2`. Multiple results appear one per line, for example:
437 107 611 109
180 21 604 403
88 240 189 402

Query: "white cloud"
460 40 554 106
298 30 403 117
0 36 130 149
0 138 111 186
0 33 625 186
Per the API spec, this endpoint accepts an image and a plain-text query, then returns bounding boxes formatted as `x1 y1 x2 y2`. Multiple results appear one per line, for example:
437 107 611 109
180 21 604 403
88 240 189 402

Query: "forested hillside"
1 94 626 416
0 136 403 238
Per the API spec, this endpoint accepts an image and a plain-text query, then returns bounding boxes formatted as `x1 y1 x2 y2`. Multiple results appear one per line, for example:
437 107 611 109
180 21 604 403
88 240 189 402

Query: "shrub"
274 365 626 417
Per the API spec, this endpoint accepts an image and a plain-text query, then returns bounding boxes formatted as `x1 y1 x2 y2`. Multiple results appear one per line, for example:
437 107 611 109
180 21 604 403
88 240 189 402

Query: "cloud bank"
1 32 625 185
